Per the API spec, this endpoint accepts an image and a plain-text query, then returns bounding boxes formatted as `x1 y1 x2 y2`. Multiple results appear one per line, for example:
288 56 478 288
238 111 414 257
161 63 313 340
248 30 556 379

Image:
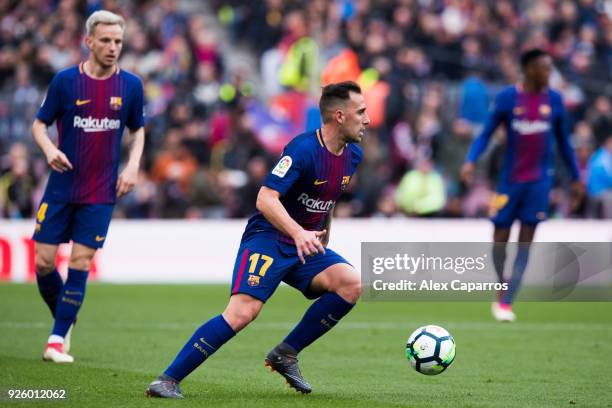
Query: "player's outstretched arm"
32 119 73 173
117 127 145 197
256 186 326 264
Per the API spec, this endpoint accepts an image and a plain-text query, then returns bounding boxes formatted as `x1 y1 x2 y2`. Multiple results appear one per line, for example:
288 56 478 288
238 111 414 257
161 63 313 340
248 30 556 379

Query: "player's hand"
45 146 73 173
460 162 475 185
292 229 327 264
116 164 138 197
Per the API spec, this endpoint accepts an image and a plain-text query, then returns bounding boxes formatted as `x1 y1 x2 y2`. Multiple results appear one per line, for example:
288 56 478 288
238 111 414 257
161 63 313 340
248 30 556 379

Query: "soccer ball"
406 325 456 375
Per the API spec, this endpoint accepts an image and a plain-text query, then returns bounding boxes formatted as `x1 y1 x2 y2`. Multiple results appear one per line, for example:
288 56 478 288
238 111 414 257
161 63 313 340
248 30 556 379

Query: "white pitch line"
0 321 610 331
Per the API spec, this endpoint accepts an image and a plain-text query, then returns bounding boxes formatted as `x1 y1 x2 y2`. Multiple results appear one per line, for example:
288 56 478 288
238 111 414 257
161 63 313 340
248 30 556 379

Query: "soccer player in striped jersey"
32 10 145 363
146 81 369 398
461 49 583 322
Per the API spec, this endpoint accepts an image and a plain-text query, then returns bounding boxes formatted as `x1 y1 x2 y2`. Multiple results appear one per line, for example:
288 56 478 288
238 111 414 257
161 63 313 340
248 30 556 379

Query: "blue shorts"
490 178 551 228
32 197 114 249
230 235 351 302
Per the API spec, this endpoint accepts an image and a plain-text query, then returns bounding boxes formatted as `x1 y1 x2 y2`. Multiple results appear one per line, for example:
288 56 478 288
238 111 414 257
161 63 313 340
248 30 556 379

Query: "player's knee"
223 303 261 332
223 310 258 332
337 277 362 304
35 256 55 276
68 254 93 271
34 248 56 276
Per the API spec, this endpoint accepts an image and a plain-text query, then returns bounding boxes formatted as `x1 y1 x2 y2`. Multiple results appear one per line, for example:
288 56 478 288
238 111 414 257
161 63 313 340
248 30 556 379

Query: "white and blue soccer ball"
406 325 456 375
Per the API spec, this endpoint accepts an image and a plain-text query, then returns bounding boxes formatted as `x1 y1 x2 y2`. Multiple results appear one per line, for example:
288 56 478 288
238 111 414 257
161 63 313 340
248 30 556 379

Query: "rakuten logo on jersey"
511 119 550 135
73 116 120 133
297 193 334 213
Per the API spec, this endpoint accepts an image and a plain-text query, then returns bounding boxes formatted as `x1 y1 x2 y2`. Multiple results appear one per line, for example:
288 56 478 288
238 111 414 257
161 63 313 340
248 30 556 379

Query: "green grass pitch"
1 284 611 407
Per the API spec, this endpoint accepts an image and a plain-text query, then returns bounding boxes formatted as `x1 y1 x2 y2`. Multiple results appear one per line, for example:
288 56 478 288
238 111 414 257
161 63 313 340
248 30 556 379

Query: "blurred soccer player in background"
32 10 145 363
461 49 583 322
146 81 369 398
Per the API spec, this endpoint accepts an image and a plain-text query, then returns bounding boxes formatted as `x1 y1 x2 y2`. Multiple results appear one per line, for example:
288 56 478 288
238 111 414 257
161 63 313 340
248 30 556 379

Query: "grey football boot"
265 343 312 394
145 374 184 399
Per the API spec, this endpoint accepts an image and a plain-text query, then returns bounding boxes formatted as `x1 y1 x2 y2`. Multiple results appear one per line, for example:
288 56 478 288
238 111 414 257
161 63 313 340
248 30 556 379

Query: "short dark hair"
319 81 362 123
520 48 548 70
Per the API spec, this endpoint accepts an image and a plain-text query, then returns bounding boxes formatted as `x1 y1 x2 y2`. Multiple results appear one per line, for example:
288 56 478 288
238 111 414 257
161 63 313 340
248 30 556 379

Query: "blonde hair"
85 10 125 36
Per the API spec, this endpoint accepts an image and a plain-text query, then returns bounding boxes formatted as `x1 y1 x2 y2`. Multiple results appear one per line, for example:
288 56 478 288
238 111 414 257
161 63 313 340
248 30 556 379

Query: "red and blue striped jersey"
244 129 363 244
467 85 579 184
36 62 145 204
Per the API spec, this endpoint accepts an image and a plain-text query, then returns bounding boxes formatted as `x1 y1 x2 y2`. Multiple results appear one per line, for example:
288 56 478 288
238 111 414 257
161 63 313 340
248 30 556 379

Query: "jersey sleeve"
553 94 580 180
263 139 307 196
466 92 506 163
36 74 63 125
126 78 145 131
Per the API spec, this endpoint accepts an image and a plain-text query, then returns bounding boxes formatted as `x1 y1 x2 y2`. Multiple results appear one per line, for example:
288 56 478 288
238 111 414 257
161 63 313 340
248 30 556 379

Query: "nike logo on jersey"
95 235 105 242
76 99 91 106
314 179 327 185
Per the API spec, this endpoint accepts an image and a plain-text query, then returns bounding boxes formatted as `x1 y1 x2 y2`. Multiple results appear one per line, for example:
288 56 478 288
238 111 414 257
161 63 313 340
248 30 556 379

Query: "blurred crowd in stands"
1 0 611 220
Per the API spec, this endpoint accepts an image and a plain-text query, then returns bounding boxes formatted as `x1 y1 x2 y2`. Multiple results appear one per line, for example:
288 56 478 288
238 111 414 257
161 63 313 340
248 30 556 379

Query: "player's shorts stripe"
232 248 250 294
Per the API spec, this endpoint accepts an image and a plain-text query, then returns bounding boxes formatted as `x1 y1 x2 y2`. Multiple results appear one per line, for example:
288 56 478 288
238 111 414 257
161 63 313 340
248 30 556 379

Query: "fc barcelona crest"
247 275 260 287
110 96 122 111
